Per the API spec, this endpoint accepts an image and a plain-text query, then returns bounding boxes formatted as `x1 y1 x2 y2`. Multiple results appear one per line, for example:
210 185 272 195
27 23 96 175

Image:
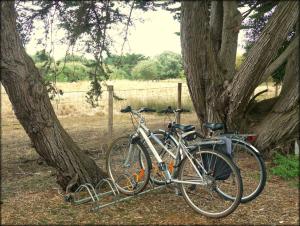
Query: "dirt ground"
1 113 299 225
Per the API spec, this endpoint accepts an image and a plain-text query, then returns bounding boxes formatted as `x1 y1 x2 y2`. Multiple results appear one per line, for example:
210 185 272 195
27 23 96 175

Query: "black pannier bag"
198 137 233 180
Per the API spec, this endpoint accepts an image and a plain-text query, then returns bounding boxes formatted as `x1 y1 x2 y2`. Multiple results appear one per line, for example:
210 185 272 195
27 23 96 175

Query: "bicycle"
154 106 266 203
106 106 243 218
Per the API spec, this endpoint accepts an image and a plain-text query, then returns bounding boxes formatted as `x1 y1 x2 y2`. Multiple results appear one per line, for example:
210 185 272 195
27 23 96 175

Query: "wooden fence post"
177 83 182 124
108 85 114 136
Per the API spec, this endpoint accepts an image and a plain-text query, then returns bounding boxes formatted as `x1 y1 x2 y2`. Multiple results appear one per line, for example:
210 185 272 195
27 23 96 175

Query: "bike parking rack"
64 175 166 212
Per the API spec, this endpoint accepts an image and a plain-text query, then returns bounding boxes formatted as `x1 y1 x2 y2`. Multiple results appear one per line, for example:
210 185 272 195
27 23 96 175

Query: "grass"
270 153 299 187
2 79 280 120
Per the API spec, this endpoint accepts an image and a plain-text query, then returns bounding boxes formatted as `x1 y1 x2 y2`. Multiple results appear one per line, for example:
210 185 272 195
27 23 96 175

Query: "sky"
25 8 246 60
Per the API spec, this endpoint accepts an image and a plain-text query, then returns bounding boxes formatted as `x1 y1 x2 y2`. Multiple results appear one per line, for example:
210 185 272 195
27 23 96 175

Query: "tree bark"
0 1 107 190
181 1 224 129
218 1 242 81
181 1 299 149
261 35 299 82
227 1 298 129
254 48 299 150
209 1 223 53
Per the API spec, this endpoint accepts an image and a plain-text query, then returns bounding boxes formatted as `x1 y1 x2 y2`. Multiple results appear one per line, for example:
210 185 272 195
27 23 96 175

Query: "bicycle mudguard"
231 138 261 155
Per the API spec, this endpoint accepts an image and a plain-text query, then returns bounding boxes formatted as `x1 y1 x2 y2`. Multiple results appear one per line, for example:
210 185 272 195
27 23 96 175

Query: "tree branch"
120 1 135 56
219 1 242 81
261 35 299 82
209 1 223 53
242 2 259 20
244 89 268 115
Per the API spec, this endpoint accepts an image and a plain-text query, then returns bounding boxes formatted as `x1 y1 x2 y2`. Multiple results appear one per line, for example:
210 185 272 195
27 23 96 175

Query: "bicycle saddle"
173 124 195 132
203 123 224 131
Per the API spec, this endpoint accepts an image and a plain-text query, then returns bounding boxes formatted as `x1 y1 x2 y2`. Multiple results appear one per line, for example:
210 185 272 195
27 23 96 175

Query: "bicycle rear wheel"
185 132 266 203
178 148 243 218
106 136 151 195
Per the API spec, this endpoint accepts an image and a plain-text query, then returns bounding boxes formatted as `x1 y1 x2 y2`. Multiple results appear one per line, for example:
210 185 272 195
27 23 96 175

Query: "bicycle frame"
124 110 224 186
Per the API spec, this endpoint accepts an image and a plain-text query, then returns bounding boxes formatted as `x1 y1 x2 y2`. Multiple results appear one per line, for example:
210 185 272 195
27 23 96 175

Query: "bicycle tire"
178 147 243 218
106 135 152 195
230 139 266 203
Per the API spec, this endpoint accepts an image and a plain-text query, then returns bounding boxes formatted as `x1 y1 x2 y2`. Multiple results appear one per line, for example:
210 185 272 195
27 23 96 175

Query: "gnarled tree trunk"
181 0 299 150
0 1 107 190
253 48 299 150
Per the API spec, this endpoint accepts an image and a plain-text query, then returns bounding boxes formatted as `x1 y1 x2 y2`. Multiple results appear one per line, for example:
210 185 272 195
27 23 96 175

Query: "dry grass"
1 79 280 121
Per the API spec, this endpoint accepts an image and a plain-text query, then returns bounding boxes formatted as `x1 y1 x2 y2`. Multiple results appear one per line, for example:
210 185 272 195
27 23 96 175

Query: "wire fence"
2 83 199 149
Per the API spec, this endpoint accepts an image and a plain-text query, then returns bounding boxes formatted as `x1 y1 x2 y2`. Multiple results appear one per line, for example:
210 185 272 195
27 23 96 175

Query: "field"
2 80 298 225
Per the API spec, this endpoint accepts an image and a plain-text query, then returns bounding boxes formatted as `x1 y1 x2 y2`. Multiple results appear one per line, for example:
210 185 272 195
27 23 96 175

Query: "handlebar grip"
158 110 167 113
120 106 132 113
176 108 190 113
143 107 156 113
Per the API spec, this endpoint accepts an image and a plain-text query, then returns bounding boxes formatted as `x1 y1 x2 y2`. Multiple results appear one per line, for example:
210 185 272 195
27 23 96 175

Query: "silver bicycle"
154 106 266 203
106 106 243 218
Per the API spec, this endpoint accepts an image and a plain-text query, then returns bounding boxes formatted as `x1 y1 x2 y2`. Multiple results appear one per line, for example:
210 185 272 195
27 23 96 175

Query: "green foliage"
104 53 148 79
132 59 159 80
109 66 129 80
32 51 92 82
31 50 52 63
56 62 90 82
32 51 184 82
130 51 183 80
155 51 183 79
271 153 299 180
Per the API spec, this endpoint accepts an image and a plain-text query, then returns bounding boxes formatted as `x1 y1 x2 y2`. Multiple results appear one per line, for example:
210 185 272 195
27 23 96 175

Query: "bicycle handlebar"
158 106 173 113
120 106 156 113
120 106 132 113
158 106 190 114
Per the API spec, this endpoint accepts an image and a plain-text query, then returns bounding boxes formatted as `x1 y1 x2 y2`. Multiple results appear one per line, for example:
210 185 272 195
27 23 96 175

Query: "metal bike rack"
64 175 166 212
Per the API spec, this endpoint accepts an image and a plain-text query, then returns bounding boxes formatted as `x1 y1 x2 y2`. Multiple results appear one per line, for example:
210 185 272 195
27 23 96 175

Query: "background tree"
155 51 183 79
105 53 148 79
132 59 159 80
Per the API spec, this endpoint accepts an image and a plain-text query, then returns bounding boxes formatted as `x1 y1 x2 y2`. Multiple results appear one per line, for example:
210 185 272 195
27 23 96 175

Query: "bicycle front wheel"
106 136 151 195
178 148 243 218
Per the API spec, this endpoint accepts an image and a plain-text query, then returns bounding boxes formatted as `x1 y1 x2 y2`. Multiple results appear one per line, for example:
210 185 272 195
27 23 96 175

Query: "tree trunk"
181 1 225 132
181 1 299 149
0 1 107 190
218 1 242 81
227 1 298 128
254 48 299 150
209 1 223 53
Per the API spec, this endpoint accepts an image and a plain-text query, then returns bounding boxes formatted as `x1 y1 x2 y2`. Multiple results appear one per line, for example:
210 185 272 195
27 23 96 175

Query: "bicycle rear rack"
64 176 166 211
